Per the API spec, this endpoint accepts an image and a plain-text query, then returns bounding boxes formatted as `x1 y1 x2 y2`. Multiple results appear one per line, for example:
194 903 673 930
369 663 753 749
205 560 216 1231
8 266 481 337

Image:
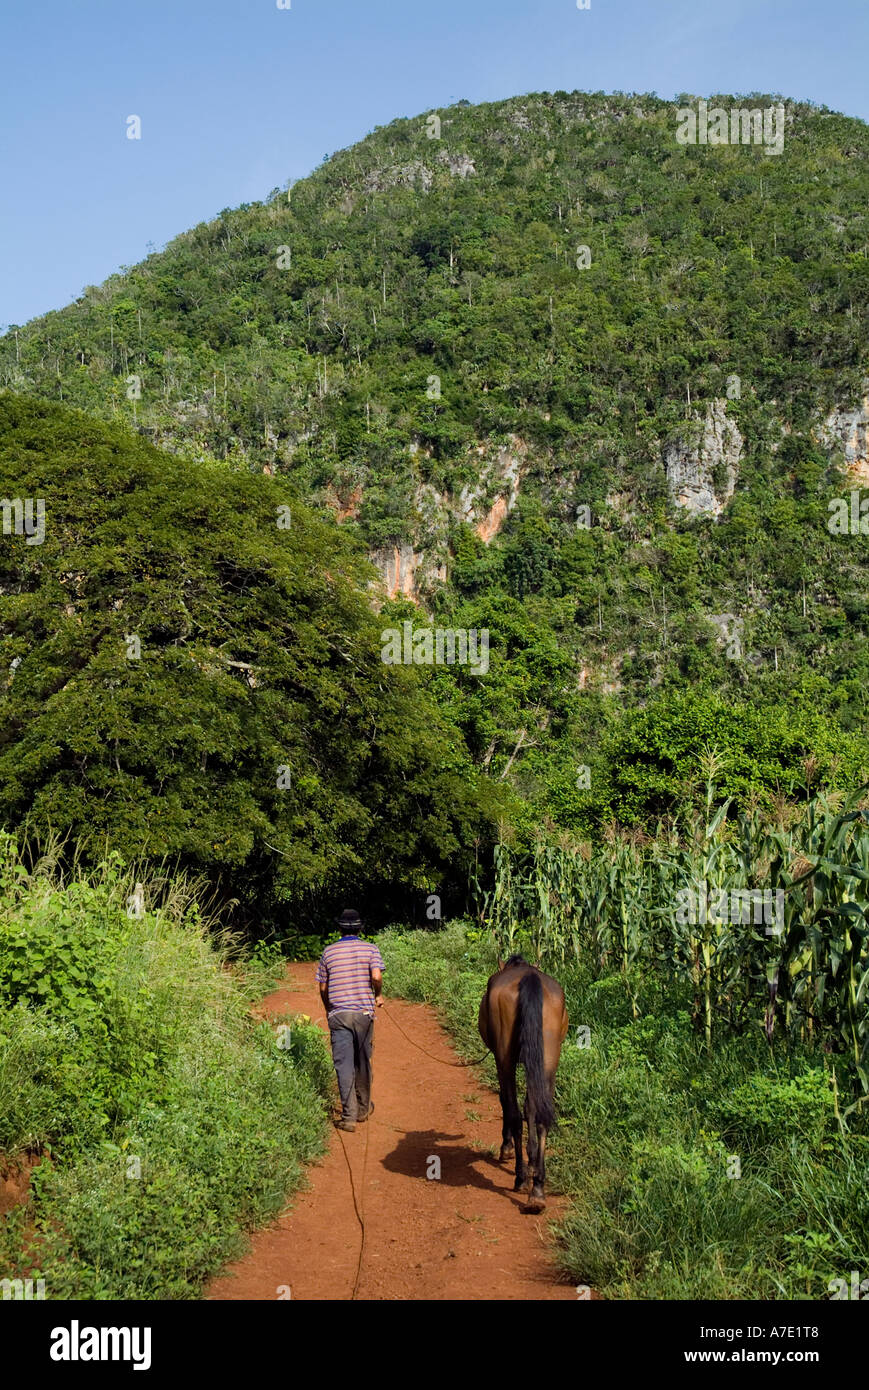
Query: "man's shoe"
336 1118 356 1132
357 1103 375 1124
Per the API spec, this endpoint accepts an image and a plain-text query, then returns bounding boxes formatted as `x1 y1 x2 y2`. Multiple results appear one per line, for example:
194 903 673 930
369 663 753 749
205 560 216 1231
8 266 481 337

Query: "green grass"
0 836 331 1299
380 921 869 1300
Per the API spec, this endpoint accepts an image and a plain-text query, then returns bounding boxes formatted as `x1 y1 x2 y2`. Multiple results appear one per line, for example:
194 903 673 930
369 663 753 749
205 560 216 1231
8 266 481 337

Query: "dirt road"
207 962 578 1301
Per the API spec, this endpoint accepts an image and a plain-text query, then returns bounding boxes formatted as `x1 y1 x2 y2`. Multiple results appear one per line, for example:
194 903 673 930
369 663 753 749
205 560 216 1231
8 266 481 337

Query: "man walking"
316 909 384 1132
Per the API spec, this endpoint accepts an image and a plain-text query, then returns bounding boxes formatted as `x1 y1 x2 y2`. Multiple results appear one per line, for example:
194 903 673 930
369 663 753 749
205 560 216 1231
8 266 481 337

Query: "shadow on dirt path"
207 962 582 1301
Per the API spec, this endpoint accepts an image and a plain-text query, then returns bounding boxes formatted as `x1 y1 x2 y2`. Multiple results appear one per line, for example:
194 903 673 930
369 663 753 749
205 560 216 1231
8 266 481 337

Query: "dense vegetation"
0 395 501 926
383 921 869 1300
2 90 867 836
484 773 869 1099
0 836 332 1298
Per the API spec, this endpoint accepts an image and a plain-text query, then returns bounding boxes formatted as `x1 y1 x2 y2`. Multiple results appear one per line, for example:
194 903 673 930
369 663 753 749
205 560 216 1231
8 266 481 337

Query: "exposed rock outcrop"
820 387 869 484
460 436 526 540
325 483 363 522
664 399 742 516
360 149 475 195
369 544 447 601
362 161 433 194
362 436 528 602
475 495 509 543
436 149 476 179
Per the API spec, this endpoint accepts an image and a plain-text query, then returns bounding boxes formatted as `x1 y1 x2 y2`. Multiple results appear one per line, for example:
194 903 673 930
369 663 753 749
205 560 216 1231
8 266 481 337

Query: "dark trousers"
328 1010 374 1121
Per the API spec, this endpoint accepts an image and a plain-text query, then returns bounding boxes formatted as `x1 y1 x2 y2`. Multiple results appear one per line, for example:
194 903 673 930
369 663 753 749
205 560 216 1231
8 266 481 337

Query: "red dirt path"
207 962 579 1302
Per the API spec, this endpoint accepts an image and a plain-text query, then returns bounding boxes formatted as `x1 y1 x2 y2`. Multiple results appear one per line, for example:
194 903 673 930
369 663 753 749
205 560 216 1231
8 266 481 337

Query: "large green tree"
0 396 501 925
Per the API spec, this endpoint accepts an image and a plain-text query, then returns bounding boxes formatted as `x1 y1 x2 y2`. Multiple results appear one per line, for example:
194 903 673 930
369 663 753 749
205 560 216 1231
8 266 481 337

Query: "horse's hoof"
499 1146 513 1163
528 1187 546 1211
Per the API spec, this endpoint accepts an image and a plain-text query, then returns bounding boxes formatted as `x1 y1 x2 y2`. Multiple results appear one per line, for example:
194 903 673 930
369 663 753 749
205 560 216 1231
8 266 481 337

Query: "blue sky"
1 0 867 329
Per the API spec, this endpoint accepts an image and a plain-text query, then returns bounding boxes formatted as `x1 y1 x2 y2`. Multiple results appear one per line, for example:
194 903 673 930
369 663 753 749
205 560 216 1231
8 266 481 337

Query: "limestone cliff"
367 435 527 601
820 386 869 485
664 399 742 517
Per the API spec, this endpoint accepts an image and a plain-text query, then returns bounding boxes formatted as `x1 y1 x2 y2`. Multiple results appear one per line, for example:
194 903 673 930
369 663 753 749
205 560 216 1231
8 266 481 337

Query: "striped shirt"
316 937 385 1016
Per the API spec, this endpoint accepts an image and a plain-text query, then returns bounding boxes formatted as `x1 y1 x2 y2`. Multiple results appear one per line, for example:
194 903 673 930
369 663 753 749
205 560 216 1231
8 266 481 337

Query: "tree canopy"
0 396 502 923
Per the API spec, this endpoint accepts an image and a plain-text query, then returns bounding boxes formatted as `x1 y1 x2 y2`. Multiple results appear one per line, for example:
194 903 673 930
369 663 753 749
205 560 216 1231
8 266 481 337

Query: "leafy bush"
715 1070 836 1152
0 841 331 1298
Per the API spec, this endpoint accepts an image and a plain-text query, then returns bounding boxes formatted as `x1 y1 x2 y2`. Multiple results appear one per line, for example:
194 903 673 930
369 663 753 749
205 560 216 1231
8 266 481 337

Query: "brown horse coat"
478 954 569 1209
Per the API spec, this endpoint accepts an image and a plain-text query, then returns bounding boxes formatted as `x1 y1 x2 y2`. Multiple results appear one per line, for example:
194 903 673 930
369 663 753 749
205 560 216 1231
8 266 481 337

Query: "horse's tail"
518 972 555 1130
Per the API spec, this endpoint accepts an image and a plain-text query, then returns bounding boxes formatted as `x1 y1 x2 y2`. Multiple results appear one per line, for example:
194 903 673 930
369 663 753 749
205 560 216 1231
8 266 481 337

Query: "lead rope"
335 1118 370 1301
332 1011 375 1301
333 1002 487 1300
379 1000 489 1067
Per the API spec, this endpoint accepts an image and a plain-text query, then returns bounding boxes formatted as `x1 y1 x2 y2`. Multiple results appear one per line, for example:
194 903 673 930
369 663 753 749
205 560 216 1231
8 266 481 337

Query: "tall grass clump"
0 832 330 1299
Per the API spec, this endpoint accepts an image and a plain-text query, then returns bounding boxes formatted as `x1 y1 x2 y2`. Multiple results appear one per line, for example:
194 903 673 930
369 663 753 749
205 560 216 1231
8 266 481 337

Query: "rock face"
325 483 363 522
362 160 433 194
820 388 869 484
475 494 509 543
369 544 447 601
367 435 527 602
460 436 526 540
664 399 742 516
436 149 475 179
361 149 475 195
414 480 451 541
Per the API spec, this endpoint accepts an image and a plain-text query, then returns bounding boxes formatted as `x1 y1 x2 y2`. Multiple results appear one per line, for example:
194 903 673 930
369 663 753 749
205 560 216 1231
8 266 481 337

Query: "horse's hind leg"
499 1062 525 1191
529 1071 557 1205
495 1062 514 1162
529 1124 548 1206
523 1091 539 1193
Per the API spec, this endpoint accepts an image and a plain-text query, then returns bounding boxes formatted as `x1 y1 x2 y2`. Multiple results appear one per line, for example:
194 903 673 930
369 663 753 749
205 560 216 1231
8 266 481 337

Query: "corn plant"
480 783 869 1100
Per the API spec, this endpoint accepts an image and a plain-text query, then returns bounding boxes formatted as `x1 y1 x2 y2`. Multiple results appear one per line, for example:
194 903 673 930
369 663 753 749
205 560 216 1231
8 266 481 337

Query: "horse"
477 953 569 1210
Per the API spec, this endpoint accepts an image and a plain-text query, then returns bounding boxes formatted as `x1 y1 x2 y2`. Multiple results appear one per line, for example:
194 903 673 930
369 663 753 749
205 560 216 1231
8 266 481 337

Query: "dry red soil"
207 962 579 1302
0 1155 38 1217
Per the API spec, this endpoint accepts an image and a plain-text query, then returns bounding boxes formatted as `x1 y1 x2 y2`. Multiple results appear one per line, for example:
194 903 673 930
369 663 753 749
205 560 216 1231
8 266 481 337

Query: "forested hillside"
2 89 868 851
